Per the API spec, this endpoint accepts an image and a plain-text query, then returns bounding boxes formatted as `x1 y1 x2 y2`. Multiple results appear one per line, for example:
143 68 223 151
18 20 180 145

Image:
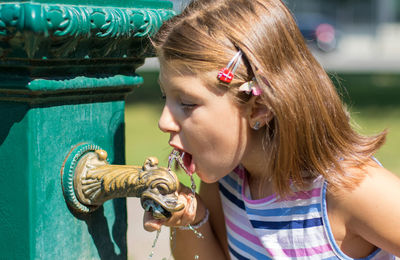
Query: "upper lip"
169 142 185 152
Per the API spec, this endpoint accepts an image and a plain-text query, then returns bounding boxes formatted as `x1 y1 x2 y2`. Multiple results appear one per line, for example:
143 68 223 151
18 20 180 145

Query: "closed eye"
180 102 197 110
180 102 196 107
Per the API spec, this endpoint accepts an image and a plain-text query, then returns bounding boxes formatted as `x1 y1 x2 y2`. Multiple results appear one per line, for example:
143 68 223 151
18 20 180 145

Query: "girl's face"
158 65 252 183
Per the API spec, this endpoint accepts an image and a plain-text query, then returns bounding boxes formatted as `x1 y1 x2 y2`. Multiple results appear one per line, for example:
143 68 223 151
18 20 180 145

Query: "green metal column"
0 1 174 259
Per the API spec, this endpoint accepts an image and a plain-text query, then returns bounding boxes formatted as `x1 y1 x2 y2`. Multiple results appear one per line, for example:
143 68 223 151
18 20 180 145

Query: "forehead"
159 60 196 82
158 60 226 96
159 63 198 91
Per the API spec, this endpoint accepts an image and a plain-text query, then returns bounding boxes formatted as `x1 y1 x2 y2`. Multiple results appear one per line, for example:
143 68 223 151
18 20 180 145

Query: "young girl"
143 0 400 259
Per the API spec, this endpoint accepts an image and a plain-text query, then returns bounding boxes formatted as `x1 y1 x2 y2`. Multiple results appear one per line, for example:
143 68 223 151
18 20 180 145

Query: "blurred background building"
284 0 400 72
145 0 400 72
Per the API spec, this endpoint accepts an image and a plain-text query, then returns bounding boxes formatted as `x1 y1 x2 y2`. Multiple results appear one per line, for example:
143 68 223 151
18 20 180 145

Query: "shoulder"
327 159 400 255
329 160 400 217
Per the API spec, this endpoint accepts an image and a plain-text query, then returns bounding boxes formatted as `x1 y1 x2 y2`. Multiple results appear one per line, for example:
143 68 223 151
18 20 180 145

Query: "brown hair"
153 0 386 196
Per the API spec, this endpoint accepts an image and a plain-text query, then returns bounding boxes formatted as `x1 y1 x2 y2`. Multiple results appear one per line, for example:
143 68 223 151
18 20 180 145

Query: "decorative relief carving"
0 3 174 58
44 5 92 38
0 4 21 36
0 3 174 39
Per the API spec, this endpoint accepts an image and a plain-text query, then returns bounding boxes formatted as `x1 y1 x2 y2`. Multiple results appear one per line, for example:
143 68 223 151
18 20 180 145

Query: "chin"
201 178 219 184
196 170 224 184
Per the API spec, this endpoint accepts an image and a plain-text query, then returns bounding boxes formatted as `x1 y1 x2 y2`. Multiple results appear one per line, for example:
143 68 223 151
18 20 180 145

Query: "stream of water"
148 150 202 259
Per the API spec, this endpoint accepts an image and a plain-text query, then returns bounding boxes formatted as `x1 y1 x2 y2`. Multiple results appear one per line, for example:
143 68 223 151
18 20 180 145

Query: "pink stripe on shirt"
282 244 333 257
225 217 264 247
278 188 322 202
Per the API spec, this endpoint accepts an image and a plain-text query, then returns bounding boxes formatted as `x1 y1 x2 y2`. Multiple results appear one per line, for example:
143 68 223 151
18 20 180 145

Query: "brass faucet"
61 143 184 219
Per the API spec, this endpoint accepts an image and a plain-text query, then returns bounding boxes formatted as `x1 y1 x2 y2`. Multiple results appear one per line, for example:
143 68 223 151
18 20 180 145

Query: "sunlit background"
127 1 400 258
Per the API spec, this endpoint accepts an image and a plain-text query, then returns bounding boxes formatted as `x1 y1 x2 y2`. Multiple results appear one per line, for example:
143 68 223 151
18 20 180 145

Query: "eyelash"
161 95 197 109
180 102 197 109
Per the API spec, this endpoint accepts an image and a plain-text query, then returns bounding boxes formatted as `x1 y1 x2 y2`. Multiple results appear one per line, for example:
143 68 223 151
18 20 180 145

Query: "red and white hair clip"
217 50 242 84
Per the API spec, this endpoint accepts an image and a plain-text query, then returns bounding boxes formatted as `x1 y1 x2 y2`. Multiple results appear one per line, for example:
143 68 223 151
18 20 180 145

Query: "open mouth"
170 149 195 175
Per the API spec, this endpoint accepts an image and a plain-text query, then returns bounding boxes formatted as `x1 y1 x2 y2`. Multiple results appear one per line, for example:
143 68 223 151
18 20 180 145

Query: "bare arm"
143 181 229 259
328 161 400 257
198 182 229 257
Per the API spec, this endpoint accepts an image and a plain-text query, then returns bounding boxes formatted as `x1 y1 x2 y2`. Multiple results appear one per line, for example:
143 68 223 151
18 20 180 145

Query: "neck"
241 131 273 180
240 133 275 199
245 166 275 200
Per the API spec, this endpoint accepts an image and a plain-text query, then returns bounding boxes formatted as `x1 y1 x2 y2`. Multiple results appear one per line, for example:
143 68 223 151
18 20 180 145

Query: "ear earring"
252 121 261 130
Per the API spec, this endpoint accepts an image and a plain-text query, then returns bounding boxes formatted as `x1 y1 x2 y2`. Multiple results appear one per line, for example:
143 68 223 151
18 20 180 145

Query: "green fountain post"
0 1 174 259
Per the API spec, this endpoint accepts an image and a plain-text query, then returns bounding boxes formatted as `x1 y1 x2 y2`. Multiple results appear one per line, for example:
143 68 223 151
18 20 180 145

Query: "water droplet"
194 255 199 259
170 227 177 252
168 149 191 177
148 229 161 258
168 149 197 195
167 149 180 170
189 174 196 194
187 224 204 239
152 229 161 248
167 150 205 238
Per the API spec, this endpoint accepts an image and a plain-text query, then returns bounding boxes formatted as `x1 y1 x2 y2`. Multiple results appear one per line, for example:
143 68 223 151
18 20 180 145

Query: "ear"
247 96 273 129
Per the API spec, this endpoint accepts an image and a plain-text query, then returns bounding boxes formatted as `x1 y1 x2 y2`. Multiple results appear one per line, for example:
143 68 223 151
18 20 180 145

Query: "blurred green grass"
350 107 400 174
125 72 400 181
125 102 197 186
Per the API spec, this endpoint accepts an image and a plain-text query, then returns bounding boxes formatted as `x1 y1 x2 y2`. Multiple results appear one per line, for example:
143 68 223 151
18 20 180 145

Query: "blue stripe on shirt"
228 245 250 260
246 203 321 217
219 183 245 210
250 217 323 229
322 256 340 260
227 232 272 260
222 174 242 193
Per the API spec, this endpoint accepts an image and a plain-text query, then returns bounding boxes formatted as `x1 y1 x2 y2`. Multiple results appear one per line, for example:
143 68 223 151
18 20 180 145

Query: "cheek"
181 97 249 176
188 114 244 153
192 118 248 174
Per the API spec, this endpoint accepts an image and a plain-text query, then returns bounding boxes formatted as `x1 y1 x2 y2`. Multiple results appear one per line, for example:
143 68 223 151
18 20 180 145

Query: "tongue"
182 152 195 175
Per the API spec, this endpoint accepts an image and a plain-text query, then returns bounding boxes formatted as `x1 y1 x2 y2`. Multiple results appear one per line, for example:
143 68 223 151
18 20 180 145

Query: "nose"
158 104 180 133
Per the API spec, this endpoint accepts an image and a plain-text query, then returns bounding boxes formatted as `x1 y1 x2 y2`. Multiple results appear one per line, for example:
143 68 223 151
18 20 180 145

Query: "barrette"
217 50 242 84
238 78 262 96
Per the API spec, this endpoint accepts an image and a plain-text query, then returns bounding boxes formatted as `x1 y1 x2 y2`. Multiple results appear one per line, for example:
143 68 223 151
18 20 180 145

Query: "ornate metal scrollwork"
0 3 175 59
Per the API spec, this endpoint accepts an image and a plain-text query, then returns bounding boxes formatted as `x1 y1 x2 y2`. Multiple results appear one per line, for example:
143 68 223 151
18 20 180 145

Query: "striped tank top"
219 166 395 259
